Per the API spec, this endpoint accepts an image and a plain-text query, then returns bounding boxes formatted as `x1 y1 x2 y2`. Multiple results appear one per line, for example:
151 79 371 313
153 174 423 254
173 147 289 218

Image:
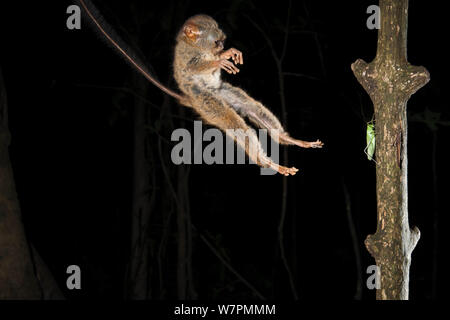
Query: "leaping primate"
78 1 323 175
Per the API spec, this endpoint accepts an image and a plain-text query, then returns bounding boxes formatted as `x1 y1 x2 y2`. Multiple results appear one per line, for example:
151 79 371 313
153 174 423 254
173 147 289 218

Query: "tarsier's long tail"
77 0 188 103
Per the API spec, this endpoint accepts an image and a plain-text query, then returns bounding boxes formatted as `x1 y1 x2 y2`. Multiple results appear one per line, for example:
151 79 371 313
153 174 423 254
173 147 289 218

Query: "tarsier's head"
177 14 226 53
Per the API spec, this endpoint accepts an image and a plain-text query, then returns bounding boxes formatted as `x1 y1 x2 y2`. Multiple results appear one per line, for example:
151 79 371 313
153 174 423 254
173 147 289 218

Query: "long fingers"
221 48 243 65
230 48 243 65
260 158 298 176
310 140 324 148
220 59 240 74
276 165 298 176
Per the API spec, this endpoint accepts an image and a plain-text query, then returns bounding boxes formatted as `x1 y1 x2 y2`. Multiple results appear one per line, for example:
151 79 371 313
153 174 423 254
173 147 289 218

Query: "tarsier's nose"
215 39 224 48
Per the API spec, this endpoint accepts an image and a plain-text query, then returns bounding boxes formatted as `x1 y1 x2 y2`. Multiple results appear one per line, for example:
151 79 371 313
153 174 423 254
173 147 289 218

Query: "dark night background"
0 0 448 301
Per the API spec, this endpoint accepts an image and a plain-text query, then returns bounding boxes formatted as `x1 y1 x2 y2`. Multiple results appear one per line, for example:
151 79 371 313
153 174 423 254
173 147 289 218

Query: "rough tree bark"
351 0 429 299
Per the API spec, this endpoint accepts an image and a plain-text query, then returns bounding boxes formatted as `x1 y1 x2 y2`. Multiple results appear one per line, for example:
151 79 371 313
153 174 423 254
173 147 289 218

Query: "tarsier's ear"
183 23 202 42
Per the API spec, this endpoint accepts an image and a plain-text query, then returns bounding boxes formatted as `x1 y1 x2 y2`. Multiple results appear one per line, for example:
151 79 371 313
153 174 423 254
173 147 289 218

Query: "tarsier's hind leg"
219 83 285 132
220 83 324 149
193 91 298 176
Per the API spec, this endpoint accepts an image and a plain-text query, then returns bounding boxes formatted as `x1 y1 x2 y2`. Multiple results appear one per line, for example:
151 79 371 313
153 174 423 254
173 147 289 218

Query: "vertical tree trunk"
0 68 42 299
176 165 187 299
351 0 429 299
127 75 153 299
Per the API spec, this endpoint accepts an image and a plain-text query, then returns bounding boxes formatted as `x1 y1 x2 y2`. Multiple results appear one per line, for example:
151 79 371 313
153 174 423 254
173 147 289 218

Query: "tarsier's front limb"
192 90 298 176
187 56 240 74
220 48 243 66
187 48 243 75
219 82 324 148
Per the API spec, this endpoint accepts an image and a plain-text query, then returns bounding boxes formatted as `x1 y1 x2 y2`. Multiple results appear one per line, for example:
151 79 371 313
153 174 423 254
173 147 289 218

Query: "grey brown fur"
81 3 322 175
174 15 323 175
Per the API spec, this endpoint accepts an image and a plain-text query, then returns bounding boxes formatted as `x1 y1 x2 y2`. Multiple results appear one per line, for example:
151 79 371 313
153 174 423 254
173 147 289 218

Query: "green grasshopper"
364 119 376 162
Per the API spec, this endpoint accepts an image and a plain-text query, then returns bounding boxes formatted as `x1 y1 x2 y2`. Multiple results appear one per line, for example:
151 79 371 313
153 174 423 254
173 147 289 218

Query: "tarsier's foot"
260 159 298 176
276 165 299 176
280 133 324 149
298 139 324 149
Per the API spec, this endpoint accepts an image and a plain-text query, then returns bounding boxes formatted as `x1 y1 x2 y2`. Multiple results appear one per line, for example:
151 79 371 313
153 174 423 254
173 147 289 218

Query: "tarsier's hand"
220 48 243 65
217 59 240 74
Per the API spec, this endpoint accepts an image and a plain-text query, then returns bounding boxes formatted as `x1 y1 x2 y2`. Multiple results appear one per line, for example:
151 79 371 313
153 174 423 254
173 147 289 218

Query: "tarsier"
79 0 323 175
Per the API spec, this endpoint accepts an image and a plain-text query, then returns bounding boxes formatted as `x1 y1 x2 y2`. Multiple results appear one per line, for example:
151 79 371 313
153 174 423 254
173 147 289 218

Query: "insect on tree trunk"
351 0 429 299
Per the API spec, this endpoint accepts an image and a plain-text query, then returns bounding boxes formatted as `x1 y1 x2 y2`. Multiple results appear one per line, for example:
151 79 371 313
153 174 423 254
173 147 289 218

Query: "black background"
0 0 448 300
